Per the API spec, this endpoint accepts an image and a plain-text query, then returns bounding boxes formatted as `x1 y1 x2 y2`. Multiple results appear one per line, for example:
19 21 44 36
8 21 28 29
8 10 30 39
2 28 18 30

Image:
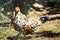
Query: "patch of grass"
41 24 60 33
0 15 3 21
55 25 60 31
0 34 4 37
9 28 18 34
0 14 8 21
24 8 29 15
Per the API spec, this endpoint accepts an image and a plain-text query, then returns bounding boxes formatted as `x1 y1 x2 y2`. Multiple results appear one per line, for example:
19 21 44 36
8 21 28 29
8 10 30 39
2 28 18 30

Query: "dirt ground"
0 20 60 40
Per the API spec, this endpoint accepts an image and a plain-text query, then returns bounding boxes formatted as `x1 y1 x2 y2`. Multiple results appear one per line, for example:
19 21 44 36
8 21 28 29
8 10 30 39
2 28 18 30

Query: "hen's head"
15 5 20 13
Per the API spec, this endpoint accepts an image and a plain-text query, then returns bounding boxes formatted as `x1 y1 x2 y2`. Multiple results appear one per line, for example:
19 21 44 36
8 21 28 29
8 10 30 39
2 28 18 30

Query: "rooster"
12 5 43 35
13 6 32 34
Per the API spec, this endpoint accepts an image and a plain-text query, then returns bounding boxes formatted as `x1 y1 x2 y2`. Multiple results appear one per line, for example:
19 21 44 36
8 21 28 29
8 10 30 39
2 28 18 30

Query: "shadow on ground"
7 31 60 40
35 31 60 37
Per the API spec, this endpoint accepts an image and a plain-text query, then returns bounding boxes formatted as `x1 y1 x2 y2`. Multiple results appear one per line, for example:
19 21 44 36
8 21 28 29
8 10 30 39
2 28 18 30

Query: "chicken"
13 6 42 35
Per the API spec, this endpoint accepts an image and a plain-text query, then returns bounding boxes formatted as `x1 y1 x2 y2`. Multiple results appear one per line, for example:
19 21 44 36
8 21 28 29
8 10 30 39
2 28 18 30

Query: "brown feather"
24 25 32 34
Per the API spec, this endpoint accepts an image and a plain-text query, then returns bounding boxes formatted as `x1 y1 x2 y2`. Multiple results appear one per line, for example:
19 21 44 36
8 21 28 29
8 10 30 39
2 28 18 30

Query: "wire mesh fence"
0 0 14 12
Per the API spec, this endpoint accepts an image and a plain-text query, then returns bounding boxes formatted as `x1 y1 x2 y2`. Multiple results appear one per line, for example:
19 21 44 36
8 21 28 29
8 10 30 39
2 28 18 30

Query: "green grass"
24 8 29 15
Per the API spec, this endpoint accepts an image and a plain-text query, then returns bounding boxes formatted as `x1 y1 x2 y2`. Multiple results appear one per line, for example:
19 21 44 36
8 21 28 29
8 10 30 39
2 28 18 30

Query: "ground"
0 19 60 40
